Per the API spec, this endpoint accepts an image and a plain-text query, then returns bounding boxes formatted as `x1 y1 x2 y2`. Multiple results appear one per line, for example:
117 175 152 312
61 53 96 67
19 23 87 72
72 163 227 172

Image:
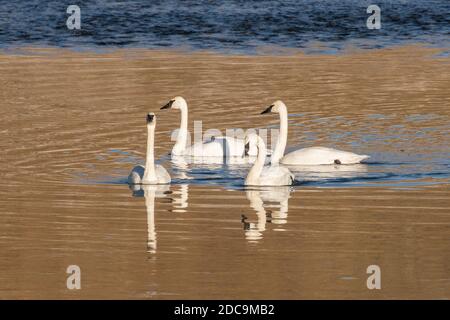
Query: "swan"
128 113 171 185
160 96 258 158
244 133 295 186
261 100 370 165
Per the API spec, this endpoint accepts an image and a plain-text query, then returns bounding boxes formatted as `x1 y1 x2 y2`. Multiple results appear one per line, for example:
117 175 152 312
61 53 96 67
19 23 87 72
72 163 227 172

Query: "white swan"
160 96 258 158
128 113 171 185
261 100 370 165
244 133 295 186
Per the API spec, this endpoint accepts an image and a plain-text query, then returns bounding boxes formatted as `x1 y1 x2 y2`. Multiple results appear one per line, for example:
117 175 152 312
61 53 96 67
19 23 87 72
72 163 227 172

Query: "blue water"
0 0 449 53
88 151 450 190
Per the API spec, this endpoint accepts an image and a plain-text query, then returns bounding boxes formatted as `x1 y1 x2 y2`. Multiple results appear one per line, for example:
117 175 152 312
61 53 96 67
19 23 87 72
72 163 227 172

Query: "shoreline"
1 42 449 59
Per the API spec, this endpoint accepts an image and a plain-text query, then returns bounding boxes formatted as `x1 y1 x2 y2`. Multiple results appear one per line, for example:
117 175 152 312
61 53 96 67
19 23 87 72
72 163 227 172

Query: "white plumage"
128 113 171 185
261 100 369 165
161 96 258 159
244 133 295 186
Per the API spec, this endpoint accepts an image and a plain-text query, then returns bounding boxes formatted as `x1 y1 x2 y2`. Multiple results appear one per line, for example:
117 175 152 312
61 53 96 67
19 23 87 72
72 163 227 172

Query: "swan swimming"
261 100 370 165
160 96 258 158
128 113 171 185
244 133 295 186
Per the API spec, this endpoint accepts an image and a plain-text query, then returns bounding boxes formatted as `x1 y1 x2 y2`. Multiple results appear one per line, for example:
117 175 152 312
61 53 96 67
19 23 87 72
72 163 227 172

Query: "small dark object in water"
266 210 272 223
334 159 341 164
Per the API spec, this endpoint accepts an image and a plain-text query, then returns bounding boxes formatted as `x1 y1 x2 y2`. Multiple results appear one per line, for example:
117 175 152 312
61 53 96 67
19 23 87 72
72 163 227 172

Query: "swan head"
244 132 261 156
261 100 286 114
160 96 187 110
147 112 156 127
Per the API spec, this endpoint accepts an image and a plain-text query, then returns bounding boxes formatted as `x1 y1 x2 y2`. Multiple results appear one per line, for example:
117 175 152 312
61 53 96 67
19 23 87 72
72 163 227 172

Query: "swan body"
244 133 294 186
281 146 369 165
128 164 171 185
161 96 257 158
128 113 171 185
188 135 254 157
257 165 295 186
261 100 369 165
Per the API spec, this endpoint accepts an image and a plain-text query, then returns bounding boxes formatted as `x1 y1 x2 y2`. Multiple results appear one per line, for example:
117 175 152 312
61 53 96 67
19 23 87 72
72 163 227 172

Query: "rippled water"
0 0 449 53
0 47 449 298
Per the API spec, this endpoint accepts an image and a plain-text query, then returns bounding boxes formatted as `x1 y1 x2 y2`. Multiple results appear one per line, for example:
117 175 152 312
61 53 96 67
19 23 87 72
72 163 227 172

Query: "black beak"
244 142 250 156
147 114 154 123
261 105 273 114
160 100 174 110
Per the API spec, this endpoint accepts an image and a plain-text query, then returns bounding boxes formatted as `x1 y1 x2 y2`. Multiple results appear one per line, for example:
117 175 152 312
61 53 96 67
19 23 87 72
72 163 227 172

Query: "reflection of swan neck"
245 190 266 241
245 137 266 185
173 184 189 211
279 199 289 216
143 125 156 181
144 188 157 253
247 190 265 215
272 105 288 164
173 105 188 155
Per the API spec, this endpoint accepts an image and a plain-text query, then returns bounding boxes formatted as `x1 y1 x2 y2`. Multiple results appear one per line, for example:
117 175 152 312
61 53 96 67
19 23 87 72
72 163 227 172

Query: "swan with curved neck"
261 100 370 165
161 96 189 156
160 96 258 159
128 113 171 185
244 133 294 186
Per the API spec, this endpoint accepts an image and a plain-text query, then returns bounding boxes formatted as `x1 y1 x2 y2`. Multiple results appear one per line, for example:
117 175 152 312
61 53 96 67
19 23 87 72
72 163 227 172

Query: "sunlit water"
0 47 448 299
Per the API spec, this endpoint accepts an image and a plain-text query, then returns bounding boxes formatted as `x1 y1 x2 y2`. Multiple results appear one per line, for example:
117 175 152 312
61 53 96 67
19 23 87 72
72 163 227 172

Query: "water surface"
1 0 449 53
0 47 449 299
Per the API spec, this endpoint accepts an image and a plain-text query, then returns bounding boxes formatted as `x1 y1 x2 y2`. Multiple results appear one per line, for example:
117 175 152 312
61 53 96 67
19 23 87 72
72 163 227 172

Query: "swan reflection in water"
242 186 292 242
129 183 189 253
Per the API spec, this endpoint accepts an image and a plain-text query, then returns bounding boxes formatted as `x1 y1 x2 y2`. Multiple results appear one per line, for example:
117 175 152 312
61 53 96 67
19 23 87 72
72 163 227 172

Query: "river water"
0 46 448 299
0 0 449 53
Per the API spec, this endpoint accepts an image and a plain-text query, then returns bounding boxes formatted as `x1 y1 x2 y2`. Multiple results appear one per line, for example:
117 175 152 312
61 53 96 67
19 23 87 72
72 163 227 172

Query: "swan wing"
156 164 171 184
188 140 224 157
281 147 369 165
188 137 256 157
259 165 294 186
216 136 259 157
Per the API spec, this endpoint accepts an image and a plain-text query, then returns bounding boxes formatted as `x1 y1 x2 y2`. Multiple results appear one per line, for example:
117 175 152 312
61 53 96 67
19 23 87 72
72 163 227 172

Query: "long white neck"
245 137 266 185
172 105 188 155
271 106 288 164
143 125 156 181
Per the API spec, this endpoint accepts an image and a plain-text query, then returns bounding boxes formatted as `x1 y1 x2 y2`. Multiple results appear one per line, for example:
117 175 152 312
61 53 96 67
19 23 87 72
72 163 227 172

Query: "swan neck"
272 108 288 164
173 105 188 154
144 125 156 180
246 139 266 185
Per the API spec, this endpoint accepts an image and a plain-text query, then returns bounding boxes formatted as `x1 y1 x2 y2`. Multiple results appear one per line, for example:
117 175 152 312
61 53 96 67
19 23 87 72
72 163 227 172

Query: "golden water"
0 46 448 299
